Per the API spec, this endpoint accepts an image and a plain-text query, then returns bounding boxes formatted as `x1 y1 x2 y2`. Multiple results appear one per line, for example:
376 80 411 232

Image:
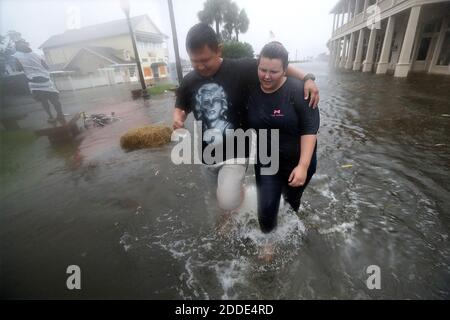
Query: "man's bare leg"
258 239 275 263
215 184 246 236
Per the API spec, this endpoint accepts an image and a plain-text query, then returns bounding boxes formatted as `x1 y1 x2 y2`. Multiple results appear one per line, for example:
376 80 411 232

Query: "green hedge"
222 41 254 59
147 83 177 95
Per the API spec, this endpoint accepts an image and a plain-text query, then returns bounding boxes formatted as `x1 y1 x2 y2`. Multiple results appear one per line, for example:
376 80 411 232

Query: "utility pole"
167 0 183 84
120 0 150 99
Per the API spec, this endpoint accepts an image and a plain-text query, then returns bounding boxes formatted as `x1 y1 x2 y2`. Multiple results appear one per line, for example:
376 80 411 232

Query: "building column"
376 16 396 74
354 0 360 17
328 41 336 65
340 35 349 68
340 10 345 27
329 40 334 63
429 17 449 72
332 14 337 34
353 28 365 70
363 0 369 17
335 38 343 67
394 6 422 77
329 40 336 65
345 32 356 69
347 0 352 23
362 27 378 72
332 40 339 65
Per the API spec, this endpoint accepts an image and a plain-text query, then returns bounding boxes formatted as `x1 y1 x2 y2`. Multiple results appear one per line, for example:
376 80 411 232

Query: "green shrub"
147 83 177 95
222 41 254 59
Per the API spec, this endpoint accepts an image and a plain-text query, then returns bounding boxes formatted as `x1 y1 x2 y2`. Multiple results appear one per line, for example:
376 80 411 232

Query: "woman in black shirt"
247 42 320 244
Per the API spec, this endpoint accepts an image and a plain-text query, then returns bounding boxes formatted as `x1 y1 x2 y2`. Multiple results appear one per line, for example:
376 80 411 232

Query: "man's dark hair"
258 41 289 70
186 23 219 52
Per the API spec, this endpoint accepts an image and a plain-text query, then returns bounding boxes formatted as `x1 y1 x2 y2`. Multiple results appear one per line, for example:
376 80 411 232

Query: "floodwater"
1 62 449 299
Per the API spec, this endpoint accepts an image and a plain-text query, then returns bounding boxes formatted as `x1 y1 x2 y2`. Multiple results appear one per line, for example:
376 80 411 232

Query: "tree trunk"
235 29 239 42
215 20 220 36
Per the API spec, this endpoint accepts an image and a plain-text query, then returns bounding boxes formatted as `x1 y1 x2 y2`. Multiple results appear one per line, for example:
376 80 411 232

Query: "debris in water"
387 226 397 233
341 164 353 168
120 125 173 150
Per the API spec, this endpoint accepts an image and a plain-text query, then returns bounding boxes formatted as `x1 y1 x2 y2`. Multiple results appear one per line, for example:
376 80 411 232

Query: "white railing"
332 0 415 38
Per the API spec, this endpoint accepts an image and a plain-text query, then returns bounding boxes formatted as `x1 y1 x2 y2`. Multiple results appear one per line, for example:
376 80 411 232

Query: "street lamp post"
120 0 150 100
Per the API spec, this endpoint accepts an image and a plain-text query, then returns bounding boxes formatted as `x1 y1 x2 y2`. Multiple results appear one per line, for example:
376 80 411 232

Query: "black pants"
254 153 316 233
32 90 63 118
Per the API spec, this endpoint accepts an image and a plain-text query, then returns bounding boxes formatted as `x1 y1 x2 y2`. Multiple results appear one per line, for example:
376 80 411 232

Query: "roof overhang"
330 0 346 14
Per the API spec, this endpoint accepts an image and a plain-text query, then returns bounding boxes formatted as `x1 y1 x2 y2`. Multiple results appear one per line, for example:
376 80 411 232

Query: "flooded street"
1 62 449 299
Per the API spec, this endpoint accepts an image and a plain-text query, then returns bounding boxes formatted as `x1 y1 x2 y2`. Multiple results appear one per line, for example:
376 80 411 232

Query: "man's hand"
288 164 308 187
173 108 186 129
304 79 319 108
173 118 184 130
285 65 320 108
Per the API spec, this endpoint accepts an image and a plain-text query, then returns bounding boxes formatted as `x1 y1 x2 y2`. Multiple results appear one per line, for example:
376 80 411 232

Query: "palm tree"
235 9 249 42
222 2 249 42
223 2 238 40
197 0 231 36
0 30 22 76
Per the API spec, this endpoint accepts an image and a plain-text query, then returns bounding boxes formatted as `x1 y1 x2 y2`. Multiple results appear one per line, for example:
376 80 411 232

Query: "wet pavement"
1 62 449 299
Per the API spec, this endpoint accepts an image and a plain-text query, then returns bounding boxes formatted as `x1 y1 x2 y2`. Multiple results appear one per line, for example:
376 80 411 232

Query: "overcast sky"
1 0 337 61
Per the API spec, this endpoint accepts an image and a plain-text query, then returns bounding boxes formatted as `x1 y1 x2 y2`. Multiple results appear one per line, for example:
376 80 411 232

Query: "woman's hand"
288 164 308 187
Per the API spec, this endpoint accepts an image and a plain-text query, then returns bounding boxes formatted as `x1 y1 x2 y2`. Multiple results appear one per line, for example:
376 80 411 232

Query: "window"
417 37 431 61
423 22 435 34
128 66 136 77
437 31 450 66
143 66 153 78
123 50 131 61
159 66 166 76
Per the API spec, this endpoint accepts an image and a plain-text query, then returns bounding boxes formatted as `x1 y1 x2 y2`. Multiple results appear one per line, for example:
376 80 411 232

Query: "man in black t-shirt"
172 23 320 222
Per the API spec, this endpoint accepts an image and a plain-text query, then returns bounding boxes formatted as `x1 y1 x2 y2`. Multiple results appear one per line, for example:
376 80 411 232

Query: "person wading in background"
13 39 66 125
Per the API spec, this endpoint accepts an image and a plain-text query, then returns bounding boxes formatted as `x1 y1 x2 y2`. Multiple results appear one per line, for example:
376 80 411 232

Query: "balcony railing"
331 0 413 38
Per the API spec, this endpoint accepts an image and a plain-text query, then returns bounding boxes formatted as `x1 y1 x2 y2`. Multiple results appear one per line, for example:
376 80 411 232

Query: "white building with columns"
328 0 450 77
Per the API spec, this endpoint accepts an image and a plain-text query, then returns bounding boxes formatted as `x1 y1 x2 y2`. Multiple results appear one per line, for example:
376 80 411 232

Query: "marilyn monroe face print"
195 83 233 145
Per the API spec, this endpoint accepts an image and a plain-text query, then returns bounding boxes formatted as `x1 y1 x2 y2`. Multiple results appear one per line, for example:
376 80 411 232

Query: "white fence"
51 68 133 92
